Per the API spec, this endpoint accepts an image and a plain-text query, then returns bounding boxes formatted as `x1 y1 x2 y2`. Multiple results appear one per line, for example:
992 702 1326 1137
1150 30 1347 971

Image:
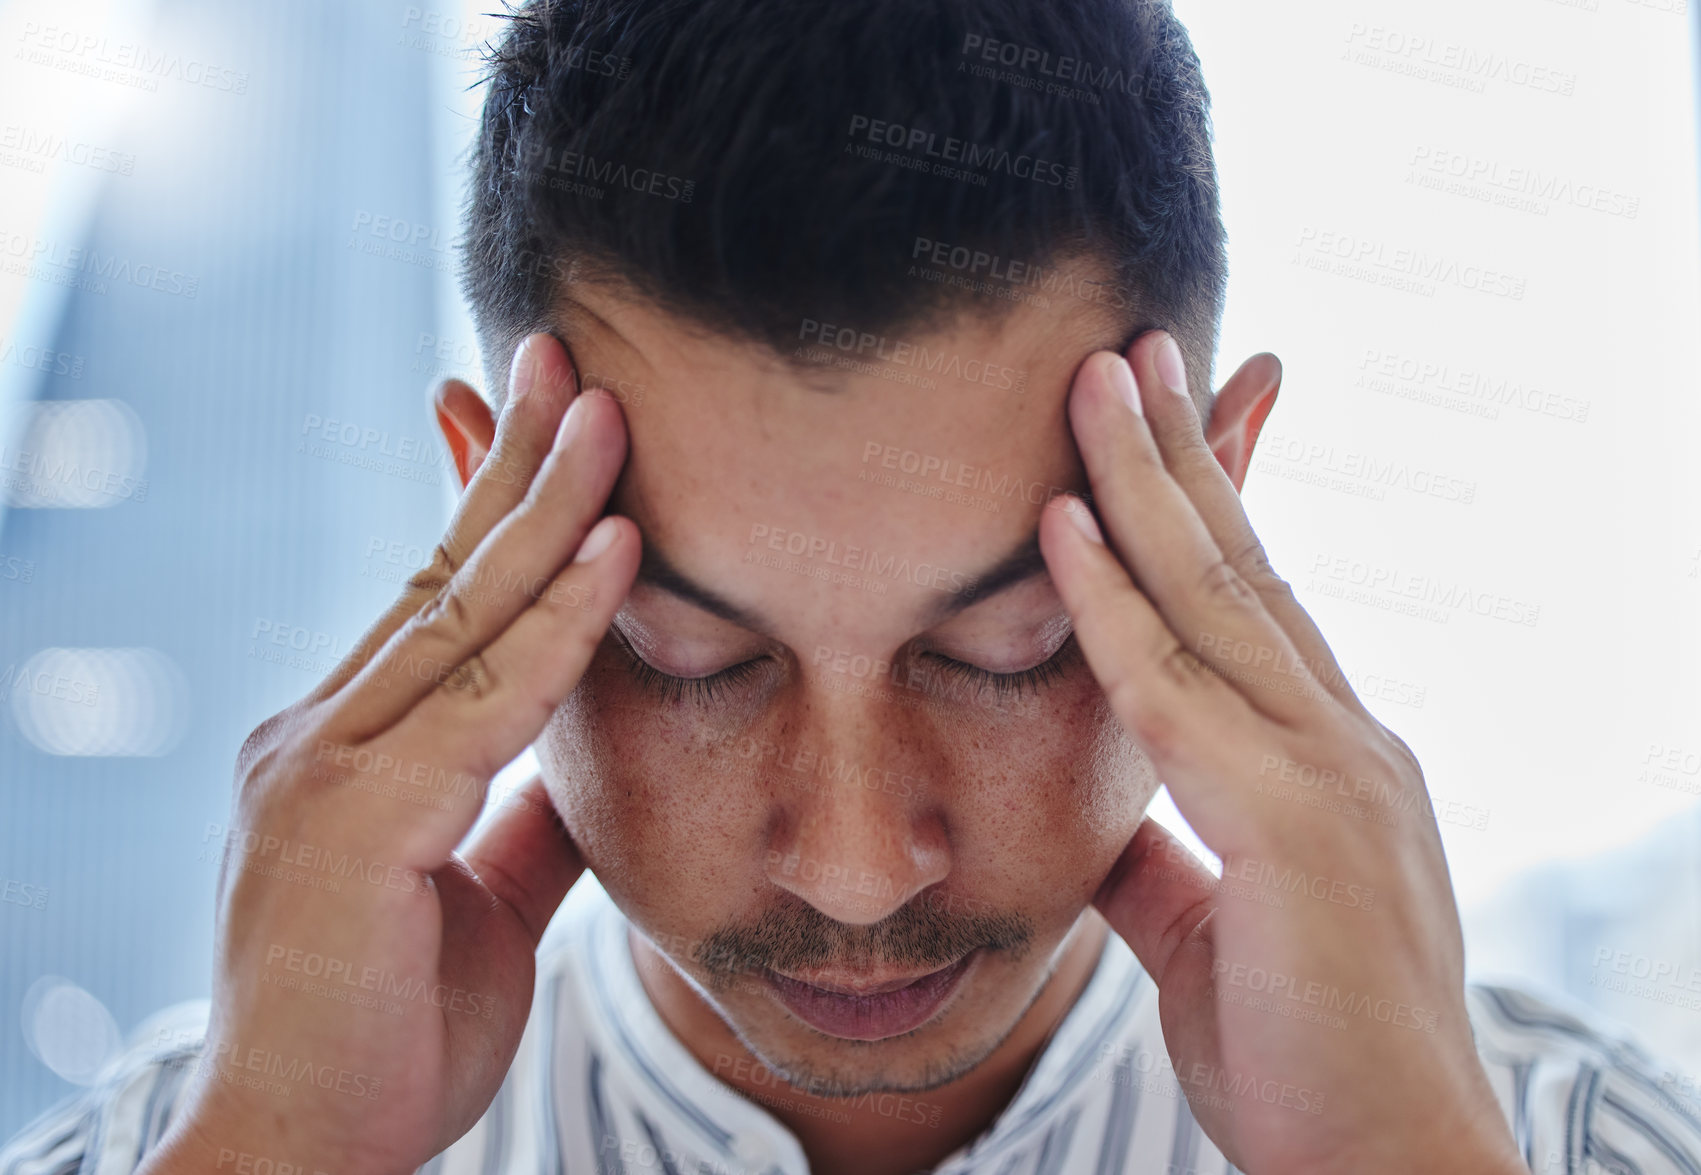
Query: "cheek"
947 684 1155 915
536 647 769 928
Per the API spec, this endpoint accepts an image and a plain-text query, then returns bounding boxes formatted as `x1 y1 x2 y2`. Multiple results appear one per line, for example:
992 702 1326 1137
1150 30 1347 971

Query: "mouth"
763 949 980 1041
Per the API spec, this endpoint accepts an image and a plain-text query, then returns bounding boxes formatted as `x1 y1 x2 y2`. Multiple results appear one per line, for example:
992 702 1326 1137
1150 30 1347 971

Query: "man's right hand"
140 333 639 1175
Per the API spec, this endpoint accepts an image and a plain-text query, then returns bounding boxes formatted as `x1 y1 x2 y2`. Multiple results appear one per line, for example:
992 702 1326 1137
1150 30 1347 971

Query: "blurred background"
2 0 1698 1140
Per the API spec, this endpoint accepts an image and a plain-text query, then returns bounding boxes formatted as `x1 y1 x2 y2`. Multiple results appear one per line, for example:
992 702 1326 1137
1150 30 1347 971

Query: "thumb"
1095 818 1237 1156
460 774 585 948
1093 816 1217 983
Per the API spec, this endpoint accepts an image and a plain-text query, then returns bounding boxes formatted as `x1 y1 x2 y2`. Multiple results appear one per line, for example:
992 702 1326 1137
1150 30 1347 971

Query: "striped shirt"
6 880 1701 1175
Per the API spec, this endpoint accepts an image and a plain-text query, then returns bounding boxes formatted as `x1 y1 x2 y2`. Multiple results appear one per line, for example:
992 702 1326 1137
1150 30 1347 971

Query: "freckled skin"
524 269 1178 1174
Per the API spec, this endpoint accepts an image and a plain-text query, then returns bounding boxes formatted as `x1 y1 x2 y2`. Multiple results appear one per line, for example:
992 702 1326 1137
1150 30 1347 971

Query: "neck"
629 912 1110 1175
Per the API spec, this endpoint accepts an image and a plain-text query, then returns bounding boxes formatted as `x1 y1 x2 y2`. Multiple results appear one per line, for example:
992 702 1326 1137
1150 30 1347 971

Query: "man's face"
532 273 1162 1096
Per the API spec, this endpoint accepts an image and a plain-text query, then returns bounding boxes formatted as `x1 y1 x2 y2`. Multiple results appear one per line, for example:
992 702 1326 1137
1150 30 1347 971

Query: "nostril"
764 825 953 927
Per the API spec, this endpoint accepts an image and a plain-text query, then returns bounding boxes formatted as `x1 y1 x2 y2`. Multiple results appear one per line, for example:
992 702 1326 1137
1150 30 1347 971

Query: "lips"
763 950 979 1041
771 965 946 997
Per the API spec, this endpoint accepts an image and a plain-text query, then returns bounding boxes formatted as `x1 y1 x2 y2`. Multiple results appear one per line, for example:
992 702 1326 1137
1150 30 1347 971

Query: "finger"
311 513 636 864
1130 333 1373 723
460 775 585 948
1067 350 1328 727
305 334 578 706
384 513 638 808
336 386 628 736
1039 492 1274 845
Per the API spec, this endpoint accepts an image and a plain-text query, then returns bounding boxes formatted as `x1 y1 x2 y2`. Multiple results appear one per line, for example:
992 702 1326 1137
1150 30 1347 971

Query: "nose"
763 700 950 926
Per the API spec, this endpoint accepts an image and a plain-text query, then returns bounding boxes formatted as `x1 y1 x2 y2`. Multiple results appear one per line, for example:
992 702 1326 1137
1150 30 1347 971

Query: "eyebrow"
632 530 1053 635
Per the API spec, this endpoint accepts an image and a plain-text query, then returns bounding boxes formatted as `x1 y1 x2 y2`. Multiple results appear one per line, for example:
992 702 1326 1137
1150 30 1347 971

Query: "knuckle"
1258 571 1297 606
1195 557 1259 611
233 704 319 801
414 581 476 638
1375 722 1424 778
232 739 280 815
406 541 460 598
1230 537 1292 598
1155 637 1216 694
232 713 340 829
442 651 498 703
235 709 292 781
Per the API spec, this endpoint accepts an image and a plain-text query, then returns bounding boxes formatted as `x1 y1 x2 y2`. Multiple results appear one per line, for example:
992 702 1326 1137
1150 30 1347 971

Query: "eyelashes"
924 633 1080 704
609 627 770 705
610 626 1079 708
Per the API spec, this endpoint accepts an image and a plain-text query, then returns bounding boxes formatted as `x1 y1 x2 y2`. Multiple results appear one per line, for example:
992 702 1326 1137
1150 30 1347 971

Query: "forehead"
560 278 1125 641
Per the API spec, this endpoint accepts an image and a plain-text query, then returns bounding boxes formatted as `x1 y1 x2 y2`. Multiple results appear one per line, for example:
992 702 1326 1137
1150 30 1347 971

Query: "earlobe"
432 378 497 490
1204 353 1281 494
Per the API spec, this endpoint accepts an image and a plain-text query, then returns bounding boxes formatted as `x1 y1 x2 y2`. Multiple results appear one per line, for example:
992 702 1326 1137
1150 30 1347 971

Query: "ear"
1202 353 1281 494
432 378 497 491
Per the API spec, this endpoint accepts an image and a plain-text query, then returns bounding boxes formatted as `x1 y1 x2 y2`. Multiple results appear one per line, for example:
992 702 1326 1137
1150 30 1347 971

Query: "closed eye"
923 633 1080 703
610 626 1079 708
609 626 771 705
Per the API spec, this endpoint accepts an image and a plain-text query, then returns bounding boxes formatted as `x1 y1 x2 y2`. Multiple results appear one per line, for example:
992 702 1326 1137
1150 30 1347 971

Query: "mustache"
691 889 1035 982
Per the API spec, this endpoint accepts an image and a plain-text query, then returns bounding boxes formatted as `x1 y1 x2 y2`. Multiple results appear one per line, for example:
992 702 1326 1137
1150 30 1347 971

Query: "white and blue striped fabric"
6 884 1701 1175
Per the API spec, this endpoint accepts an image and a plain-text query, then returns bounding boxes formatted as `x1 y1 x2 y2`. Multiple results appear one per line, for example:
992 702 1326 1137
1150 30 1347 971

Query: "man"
5 0 1698 1172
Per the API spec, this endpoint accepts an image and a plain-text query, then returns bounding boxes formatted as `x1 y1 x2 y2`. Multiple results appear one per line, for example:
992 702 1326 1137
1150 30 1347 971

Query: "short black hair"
462 0 1227 397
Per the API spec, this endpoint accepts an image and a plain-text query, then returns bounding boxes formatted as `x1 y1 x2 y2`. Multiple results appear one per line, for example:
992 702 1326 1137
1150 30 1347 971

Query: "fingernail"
509 335 543 404
1062 496 1103 545
573 516 619 564
1156 335 1188 398
1106 353 1142 418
